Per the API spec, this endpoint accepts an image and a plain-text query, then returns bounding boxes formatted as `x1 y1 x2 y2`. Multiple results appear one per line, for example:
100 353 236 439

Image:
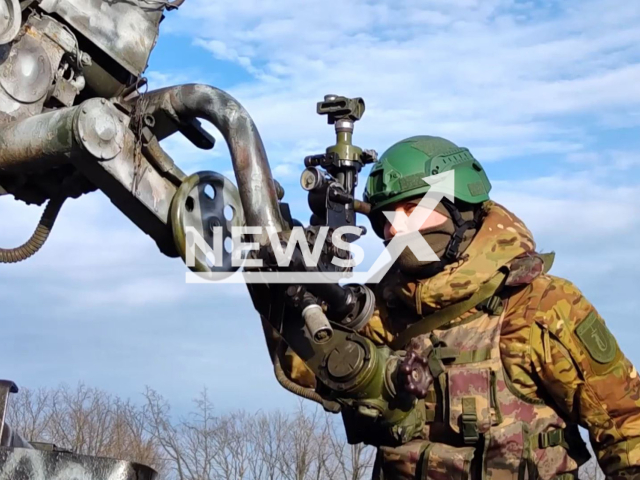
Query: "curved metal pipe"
142 84 286 238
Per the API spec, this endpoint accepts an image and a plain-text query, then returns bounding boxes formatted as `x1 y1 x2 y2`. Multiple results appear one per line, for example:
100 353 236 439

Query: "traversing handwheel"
170 171 245 275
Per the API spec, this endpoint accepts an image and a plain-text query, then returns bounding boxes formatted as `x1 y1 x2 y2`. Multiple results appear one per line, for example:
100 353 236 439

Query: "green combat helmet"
364 136 492 240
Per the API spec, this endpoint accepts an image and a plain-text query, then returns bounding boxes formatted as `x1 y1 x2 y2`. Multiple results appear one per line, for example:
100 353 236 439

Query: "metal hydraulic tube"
142 84 286 238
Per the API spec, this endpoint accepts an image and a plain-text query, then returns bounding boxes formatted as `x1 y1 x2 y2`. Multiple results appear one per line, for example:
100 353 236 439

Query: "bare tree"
7 383 166 476
321 416 374 480
246 409 291 480
6 386 53 442
143 387 252 480
8 384 375 480
141 389 374 480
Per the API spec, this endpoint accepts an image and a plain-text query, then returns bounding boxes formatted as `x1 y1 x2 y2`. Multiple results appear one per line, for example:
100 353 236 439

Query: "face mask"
387 202 477 278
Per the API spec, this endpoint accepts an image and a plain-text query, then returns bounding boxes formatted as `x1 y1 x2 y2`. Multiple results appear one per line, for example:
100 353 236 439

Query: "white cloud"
167 0 640 168
566 150 640 172
194 39 260 76
494 177 639 247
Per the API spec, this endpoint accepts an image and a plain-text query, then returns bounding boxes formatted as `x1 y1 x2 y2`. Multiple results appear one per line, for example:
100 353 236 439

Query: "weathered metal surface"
0 0 20 45
32 15 78 59
0 105 77 173
0 98 128 171
140 127 186 186
143 84 286 240
0 448 157 480
0 19 68 126
0 94 178 255
77 98 125 160
70 122 179 257
0 33 52 104
49 77 78 108
38 0 164 76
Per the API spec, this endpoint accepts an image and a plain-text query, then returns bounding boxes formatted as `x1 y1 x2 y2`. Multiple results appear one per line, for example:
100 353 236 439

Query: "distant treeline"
7 383 374 480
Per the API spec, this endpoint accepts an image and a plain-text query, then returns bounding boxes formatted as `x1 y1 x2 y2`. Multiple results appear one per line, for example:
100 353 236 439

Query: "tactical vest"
373 261 591 480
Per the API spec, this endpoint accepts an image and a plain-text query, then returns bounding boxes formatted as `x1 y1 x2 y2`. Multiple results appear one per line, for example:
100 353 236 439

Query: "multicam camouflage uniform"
367 201 640 479
285 201 640 480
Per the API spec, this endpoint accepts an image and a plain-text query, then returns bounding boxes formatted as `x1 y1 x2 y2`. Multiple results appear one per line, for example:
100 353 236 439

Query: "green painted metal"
364 135 492 215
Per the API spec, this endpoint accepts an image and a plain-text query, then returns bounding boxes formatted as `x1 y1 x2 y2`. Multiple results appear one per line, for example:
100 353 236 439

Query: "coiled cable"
0 196 66 264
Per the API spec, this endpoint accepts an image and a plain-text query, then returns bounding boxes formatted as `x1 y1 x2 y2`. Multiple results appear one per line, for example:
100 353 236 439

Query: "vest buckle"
461 397 479 445
537 428 565 449
478 295 503 315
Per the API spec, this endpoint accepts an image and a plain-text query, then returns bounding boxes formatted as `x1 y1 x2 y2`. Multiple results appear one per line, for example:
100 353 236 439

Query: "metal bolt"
82 108 87 114
95 116 117 143
100 99 106 105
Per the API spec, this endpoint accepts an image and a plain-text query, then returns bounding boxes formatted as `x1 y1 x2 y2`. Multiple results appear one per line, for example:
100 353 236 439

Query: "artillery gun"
0 1 432 477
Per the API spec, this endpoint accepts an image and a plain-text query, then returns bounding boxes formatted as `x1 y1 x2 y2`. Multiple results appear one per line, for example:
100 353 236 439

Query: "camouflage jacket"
282 202 640 479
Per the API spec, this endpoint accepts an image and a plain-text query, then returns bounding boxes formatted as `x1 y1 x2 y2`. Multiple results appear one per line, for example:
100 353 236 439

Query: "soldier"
281 136 640 479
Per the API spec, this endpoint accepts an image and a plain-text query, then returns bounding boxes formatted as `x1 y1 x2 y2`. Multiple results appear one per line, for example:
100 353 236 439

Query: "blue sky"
0 0 639 415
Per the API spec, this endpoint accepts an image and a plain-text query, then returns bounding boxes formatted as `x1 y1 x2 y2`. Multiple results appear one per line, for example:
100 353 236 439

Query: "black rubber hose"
0 196 66 264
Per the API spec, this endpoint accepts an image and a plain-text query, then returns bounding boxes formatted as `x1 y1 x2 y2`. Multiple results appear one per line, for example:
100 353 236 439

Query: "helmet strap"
440 199 480 261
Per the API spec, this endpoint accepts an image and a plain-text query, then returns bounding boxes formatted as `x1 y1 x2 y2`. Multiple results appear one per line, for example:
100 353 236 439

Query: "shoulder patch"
575 312 617 364
505 254 544 287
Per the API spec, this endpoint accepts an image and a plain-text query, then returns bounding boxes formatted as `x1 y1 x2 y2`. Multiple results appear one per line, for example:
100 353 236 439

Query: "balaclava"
392 200 482 277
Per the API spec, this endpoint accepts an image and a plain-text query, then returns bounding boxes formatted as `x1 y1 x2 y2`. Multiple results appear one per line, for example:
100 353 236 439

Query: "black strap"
440 199 479 261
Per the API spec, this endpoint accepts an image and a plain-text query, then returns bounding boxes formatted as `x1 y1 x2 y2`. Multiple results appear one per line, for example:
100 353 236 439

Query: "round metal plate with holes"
0 34 52 103
76 99 125 160
170 171 246 277
0 0 20 45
